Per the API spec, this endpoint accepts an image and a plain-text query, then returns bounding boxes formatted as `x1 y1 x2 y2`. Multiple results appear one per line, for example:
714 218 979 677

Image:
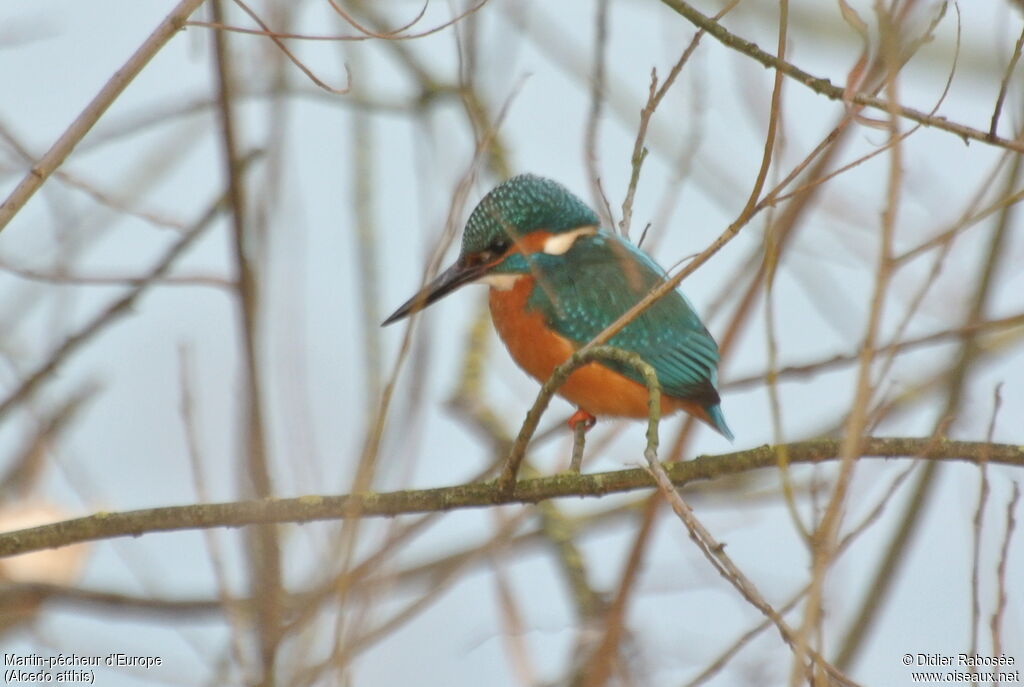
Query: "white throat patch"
541 226 598 255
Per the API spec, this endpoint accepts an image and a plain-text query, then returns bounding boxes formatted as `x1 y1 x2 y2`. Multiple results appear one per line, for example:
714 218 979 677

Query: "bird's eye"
476 240 510 264
466 240 511 267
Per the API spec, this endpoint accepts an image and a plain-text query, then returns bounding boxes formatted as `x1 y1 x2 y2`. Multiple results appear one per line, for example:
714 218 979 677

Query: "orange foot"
567 409 597 432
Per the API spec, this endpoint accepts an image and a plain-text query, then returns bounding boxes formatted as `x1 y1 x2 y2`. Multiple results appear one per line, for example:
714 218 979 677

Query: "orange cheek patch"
488 277 695 419
505 230 555 256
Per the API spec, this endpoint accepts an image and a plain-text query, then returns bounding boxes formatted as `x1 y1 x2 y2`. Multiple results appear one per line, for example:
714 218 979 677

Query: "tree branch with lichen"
0 438 1020 559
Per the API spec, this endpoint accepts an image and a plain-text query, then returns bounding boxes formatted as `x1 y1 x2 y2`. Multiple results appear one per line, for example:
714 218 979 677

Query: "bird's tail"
704 404 734 441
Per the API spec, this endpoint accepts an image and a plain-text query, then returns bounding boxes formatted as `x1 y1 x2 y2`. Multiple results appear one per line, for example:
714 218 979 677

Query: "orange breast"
488 277 710 422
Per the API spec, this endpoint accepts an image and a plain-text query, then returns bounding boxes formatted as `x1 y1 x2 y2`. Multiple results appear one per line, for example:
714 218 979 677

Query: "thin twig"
659 0 1024 154
989 22 1024 138
224 0 352 94
989 482 1020 659
0 121 189 233
618 0 736 237
209 0 494 42
969 385 1001 659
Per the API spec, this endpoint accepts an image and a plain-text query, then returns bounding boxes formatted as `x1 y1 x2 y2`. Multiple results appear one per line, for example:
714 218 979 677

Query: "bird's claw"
567 409 597 432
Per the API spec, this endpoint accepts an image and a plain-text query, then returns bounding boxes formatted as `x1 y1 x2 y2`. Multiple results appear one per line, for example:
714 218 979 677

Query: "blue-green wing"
526 232 722 406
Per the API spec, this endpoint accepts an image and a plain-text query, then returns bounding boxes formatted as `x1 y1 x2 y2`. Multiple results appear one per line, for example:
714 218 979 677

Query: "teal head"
382 174 599 325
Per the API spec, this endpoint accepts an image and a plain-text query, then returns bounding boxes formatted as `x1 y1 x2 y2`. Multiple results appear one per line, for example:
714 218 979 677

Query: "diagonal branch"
0 0 208 233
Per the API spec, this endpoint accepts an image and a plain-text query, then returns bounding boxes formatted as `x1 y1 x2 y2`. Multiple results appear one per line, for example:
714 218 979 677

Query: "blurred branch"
583 0 614 229
0 583 232 620
725 312 1024 392
0 120 189 232
0 0 208 232
351 69 383 403
209 1 282 680
801 22 904 677
0 262 232 290
186 0 488 43
0 155 259 423
645 455 858 687
446 305 607 624
834 113 1023 671
0 385 97 499
76 87 418 153
577 352 663 687
178 343 252 669
1 438 1021 559
684 587 807 687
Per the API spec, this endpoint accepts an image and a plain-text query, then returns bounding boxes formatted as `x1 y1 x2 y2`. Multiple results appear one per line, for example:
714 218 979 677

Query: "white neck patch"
541 226 597 255
476 273 521 291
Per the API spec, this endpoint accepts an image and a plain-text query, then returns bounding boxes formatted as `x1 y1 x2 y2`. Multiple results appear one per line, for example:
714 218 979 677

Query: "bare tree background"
0 1 1021 686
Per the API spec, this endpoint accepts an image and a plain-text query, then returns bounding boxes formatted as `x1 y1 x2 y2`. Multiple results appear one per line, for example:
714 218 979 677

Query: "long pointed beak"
381 259 485 326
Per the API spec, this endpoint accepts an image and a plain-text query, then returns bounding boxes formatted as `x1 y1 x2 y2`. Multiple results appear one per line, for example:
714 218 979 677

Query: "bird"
382 174 733 441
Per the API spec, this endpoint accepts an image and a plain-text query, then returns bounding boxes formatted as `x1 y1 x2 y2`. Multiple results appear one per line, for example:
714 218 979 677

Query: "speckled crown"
461 174 599 254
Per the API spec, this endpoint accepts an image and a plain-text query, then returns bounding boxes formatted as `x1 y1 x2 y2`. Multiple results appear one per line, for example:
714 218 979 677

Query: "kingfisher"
382 174 733 441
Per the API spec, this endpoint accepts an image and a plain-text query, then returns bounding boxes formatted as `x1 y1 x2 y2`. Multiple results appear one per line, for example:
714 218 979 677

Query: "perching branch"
1 438 1020 559
498 345 662 494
